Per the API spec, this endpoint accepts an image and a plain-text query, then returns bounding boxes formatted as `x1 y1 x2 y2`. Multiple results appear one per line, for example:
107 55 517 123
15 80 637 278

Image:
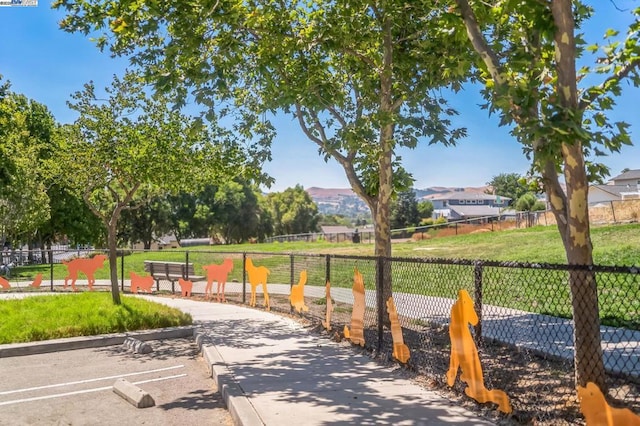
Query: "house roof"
423 191 511 202
610 169 640 182
590 185 632 197
321 226 353 234
449 205 509 217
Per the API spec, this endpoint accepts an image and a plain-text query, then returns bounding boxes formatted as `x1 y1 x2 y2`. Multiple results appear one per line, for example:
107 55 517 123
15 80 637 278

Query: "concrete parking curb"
0 325 196 358
195 330 264 426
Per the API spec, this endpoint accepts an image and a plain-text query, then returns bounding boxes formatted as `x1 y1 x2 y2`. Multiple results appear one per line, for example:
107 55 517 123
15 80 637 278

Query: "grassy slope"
9 223 640 282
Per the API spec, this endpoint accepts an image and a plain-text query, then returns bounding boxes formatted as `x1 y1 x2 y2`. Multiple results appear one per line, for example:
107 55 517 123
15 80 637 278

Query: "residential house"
589 169 640 205
424 190 511 221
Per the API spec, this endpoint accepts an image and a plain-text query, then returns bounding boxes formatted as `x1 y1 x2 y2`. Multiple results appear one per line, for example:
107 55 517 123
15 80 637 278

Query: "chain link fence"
1 248 638 424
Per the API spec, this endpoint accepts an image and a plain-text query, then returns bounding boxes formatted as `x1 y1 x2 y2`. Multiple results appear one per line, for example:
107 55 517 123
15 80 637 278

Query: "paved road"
0 337 233 425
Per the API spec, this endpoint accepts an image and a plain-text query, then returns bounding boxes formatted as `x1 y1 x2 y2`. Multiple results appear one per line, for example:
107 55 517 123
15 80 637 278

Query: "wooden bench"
143 261 205 292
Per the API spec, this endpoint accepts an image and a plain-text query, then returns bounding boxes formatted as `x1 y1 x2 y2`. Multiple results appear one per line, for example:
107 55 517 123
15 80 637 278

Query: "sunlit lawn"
0 293 192 344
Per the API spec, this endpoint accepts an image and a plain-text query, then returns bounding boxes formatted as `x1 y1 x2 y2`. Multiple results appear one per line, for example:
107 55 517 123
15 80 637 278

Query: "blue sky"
1 1 638 192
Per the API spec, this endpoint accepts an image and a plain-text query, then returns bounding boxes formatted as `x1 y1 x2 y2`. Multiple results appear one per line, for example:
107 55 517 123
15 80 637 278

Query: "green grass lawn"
0 293 192 344
10 223 640 283
4 222 639 330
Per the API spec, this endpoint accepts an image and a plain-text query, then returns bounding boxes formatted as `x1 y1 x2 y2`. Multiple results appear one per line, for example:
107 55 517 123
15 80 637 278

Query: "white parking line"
0 365 185 396
0 373 188 406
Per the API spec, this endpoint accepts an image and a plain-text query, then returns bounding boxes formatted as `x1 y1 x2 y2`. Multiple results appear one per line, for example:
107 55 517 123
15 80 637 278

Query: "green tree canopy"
486 173 529 206
390 190 421 229
514 193 546 212
54 0 472 313
266 185 320 236
48 72 266 304
417 200 434 220
0 89 53 246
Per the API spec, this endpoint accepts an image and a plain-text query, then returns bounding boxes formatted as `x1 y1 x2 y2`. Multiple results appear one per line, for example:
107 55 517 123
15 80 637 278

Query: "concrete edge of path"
0 326 196 358
195 330 265 426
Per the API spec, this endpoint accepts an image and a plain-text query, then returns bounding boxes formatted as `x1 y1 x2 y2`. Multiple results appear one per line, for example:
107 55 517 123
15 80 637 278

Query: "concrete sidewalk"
138 296 495 426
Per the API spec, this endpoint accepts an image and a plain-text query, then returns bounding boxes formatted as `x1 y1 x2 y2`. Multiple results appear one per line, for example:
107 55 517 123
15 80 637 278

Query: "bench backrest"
144 261 196 278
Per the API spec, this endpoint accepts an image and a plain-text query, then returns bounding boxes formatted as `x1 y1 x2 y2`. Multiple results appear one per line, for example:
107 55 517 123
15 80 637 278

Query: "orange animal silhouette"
245 257 270 310
577 382 640 426
343 268 366 346
289 270 308 313
387 296 410 363
202 258 234 302
63 254 107 291
178 278 193 297
446 289 511 413
130 271 154 294
322 281 334 331
0 276 9 290
30 273 43 288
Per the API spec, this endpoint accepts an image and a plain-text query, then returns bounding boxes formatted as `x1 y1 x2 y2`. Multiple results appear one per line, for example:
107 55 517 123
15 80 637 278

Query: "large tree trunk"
544 146 606 390
548 0 606 390
107 221 121 305
374 15 395 326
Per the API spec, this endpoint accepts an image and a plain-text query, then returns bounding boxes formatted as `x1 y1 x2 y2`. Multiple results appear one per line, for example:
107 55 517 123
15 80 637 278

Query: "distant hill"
306 185 491 217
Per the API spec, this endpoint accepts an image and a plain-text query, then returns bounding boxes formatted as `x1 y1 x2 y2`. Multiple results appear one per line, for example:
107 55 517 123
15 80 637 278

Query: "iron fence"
1 248 639 424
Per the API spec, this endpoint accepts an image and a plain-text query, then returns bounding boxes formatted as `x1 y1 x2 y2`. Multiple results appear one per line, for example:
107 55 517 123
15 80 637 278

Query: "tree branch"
295 103 326 147
579 58 640 109
455 0 506 86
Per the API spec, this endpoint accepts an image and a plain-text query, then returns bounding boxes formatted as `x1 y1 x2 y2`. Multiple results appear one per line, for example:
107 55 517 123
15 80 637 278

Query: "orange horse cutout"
0 276 9 289
322 281 333 331
130 271 154 294
289 270 308 313
387 296 410 363
578 382 640 426
245 258 271 310
202 258 234 302
178 278 193 297
343 267 366 346
63 254 107 291
446 289 512 414
30 273 43 288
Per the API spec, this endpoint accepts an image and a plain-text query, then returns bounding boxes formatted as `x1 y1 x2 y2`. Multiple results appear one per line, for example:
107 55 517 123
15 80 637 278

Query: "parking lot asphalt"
0 337 233 426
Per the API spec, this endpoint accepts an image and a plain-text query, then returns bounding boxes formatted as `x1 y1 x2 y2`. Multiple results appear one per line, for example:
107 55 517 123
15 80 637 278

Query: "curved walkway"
137 296 496 426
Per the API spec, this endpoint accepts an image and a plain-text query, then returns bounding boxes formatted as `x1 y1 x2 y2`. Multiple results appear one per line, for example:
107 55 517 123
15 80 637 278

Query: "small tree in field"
50 72 262 304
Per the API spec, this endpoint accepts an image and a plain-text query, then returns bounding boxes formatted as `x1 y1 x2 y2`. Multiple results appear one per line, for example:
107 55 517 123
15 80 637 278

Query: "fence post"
290 254 295 313
120 252 124 291
455 222 458 235
49 249 54 291
610 201 617 223
376 256 384 353
242 252 247 304
185 251 190 280
325 254 331 285
473 260 483 345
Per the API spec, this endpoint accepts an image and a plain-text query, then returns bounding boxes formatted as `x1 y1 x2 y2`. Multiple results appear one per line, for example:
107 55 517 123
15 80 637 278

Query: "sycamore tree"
451 1 640 388
55 0 470 310
50 72 264 304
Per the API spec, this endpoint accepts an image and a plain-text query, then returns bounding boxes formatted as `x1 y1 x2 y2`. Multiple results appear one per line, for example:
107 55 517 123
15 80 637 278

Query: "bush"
420 218 434 226
435 217 448 225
